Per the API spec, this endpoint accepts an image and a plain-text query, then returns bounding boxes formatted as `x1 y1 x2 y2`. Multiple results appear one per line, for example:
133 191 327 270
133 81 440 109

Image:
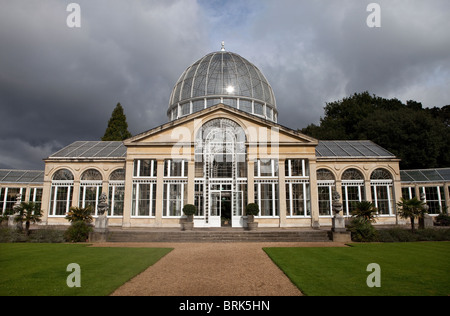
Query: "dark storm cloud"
0 0 209 169
207 0 450 129
1 0 449 170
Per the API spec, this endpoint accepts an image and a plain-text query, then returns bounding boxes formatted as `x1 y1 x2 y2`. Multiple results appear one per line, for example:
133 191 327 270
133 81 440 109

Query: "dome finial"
221 41 225 51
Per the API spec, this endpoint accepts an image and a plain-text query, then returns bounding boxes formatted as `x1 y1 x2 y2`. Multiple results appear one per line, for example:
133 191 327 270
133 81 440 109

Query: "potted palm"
245 203 259 230
182 204 196 231
14 202 43 236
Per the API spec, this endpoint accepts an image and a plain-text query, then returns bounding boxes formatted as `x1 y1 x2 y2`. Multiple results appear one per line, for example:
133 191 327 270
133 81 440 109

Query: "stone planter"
247 222 258 231
182 221 194 231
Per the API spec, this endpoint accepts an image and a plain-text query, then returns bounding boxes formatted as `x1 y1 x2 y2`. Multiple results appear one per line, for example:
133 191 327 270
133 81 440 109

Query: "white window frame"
132 180 157 218
371 180 394 216
49 181 73 217
286 179 311 218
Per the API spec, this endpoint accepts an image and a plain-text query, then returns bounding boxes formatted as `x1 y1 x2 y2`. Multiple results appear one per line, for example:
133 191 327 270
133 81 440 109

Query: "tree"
14 202 43 236
300 92 450 169
101 103 132 141
397 197 426 233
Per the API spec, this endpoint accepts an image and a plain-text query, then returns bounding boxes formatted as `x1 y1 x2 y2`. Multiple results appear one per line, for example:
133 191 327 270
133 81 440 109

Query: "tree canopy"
300 92 449 169
101 103 132 141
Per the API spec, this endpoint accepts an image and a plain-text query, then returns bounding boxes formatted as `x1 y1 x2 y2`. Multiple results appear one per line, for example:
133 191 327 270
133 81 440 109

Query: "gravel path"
90 242 348 296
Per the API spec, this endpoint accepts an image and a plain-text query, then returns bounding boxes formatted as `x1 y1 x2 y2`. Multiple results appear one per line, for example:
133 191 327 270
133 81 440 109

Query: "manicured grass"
0 244 172 296
264 242 450 296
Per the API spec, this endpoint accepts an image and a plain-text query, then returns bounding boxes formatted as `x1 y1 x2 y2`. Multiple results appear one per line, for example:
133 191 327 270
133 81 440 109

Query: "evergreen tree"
102 103 132 141
300 92 450 169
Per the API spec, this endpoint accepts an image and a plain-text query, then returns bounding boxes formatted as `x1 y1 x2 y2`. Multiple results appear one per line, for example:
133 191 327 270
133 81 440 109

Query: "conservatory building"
1 47 448 229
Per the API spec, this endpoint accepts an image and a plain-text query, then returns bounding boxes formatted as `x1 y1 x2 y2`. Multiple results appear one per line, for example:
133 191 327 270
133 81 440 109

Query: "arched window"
50 169 74 216
109 169 125 217
370 168 394 215
317 169 335 216
341 168 365 216
194 118 248 226
52 169 74 181
80 169 103 215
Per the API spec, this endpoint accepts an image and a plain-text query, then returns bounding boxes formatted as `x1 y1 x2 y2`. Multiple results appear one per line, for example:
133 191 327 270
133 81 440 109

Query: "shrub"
436 213 450 226
64 221 92 243
245 203 260 216
182 204 197 216
348 217 377 242
65 206 93 224
375 227 450 242
28 229 65 243
351 201 378 223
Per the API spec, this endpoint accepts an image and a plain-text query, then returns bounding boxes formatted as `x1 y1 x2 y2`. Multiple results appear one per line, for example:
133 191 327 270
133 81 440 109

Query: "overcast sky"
1 0 449 170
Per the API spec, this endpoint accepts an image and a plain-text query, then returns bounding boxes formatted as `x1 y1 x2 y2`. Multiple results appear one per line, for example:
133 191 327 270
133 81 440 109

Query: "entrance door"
209 190 232 227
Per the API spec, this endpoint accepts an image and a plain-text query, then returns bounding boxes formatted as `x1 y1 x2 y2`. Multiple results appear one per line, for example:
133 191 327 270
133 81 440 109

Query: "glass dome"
168 47 277 122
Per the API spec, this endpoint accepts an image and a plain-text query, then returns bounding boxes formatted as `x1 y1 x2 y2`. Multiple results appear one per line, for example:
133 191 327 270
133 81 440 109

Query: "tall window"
163 159 188 217
1 187 25 214
194 181 204 216
317 169 335 216
132 181 156 217
50 169 74 216
421 186 446 214
402 186 416 200
30 188 43 210
109 169 125 217
285 159 310 217
132 160 156 217
342 168 365 216
163 182 187 217
134 159 157 177
370 168 394 215
79 169 102 216
254 159 279 216
164 159 188 177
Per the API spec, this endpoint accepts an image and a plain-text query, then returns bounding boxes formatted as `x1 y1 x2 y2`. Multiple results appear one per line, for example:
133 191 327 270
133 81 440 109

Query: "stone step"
105 229 332 243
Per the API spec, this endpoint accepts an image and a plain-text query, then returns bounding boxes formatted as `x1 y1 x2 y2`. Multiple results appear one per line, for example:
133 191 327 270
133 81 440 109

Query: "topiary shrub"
64 221 92 243
182 204 197 223
245 203 259 216
182 204 197 216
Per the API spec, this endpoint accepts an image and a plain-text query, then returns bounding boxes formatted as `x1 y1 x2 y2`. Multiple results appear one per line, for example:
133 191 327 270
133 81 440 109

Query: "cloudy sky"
1 0 449 170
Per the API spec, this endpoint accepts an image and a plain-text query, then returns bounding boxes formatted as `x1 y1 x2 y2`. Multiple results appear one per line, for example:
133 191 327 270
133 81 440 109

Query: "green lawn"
264 242 450 296
0 244 172 296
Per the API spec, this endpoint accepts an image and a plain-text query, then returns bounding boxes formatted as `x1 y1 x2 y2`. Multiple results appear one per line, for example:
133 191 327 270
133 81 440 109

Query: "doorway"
210 190 232 227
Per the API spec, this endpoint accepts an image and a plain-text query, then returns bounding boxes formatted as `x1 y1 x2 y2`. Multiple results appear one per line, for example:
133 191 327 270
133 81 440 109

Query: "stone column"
122 159 134 228
187 160 195 205
40 179 52 224
444 183 450 215
155 159 165 226
71 180 80 208
309 159 320 229
364 179 372 203
278 159 287 227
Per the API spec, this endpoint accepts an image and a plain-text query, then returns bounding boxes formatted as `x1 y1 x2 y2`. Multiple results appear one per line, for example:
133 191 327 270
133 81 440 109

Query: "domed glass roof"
168 46 277 122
